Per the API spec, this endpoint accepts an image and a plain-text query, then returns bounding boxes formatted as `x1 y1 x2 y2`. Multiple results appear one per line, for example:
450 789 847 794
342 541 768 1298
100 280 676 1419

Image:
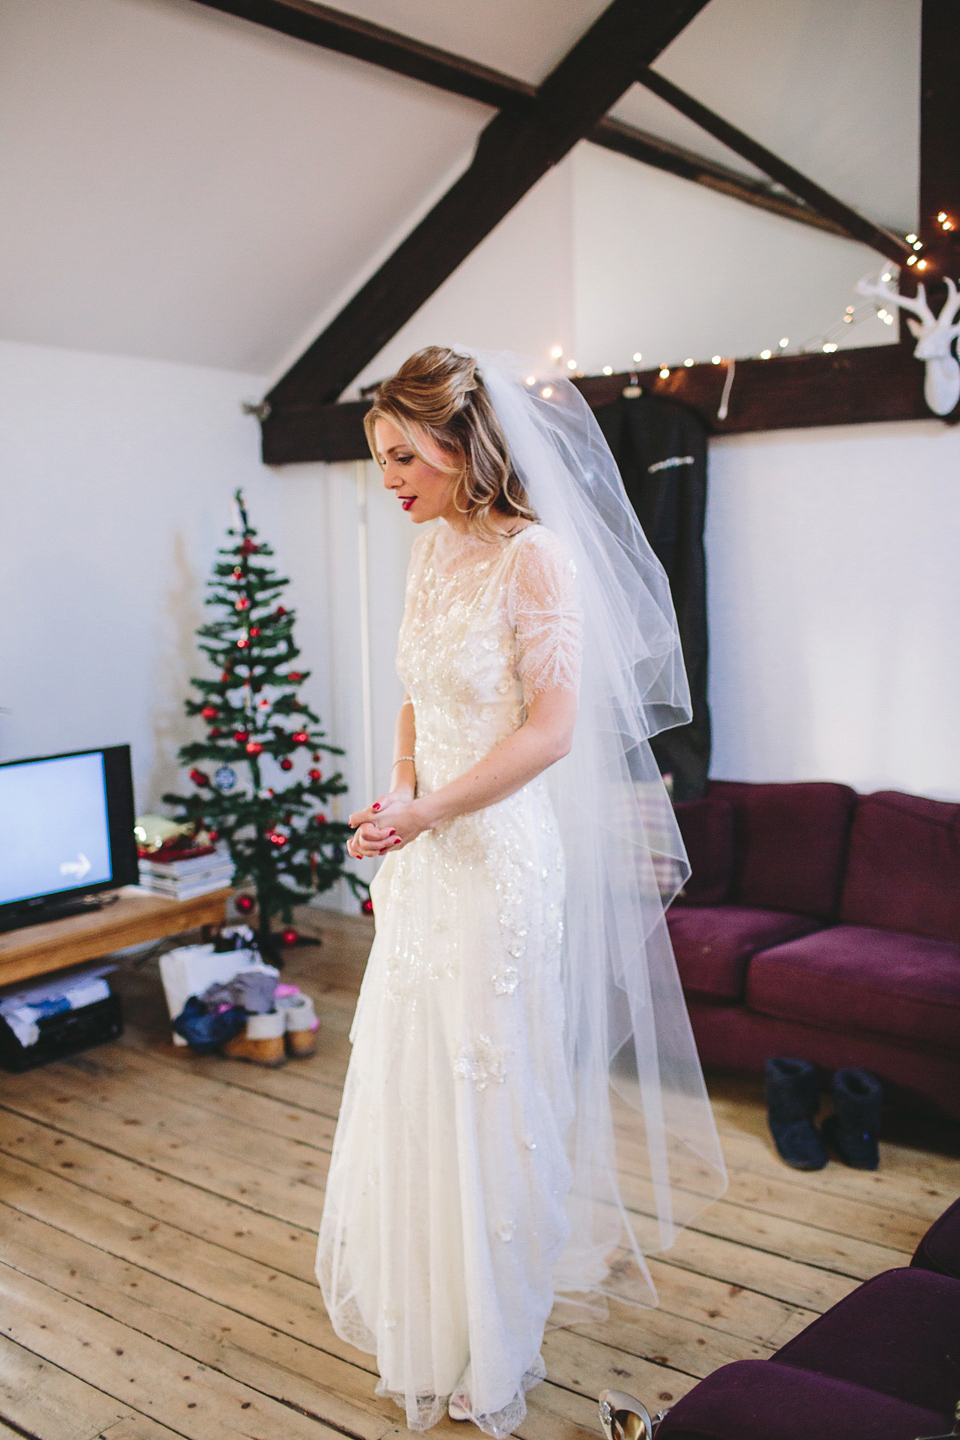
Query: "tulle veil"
468 350 727 1314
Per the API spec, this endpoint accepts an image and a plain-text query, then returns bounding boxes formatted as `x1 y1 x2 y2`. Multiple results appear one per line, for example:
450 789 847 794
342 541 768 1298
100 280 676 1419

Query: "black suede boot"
764 1057 829 1170
822 1068 883 1169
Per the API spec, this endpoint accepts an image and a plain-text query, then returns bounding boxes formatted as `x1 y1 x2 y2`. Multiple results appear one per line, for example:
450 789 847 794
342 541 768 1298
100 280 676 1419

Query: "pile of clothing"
1 968 115 1050
161 928 318 1068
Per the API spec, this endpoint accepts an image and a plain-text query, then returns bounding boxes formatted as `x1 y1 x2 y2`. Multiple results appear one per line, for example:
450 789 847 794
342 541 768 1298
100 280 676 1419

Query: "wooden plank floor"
2 910 958 1440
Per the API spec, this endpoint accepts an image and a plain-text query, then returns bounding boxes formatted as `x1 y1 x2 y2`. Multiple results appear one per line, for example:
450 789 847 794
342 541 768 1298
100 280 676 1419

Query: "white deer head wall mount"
856 270 960 416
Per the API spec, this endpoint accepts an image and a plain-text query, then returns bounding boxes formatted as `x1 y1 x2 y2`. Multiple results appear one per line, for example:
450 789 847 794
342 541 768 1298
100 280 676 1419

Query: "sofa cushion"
773 1268 960 1419
709 780 856 920
841 790 960 942
673 799 734 905
655 1359 949 1440
667 906 822 1001
746 924 960 1050
912 1196 960 1279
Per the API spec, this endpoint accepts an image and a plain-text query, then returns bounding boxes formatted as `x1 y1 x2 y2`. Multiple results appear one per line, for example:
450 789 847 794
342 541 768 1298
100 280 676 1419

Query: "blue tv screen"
0 745 138 928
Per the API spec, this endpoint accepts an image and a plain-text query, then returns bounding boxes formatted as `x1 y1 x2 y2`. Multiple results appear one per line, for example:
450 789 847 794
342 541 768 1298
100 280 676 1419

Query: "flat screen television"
0 745 139 932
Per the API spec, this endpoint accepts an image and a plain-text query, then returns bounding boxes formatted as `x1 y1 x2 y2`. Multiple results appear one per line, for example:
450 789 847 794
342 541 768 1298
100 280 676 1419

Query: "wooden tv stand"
0 888 231 991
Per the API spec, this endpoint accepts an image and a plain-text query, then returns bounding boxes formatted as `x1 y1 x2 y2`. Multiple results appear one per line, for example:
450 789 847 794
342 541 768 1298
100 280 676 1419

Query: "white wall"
570 143 896 376
707 420 960 801
0 338 275 814
278 458 414 822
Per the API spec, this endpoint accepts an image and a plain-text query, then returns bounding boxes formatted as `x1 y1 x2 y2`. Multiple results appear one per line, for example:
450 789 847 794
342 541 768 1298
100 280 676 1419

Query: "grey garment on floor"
200 968 278 1014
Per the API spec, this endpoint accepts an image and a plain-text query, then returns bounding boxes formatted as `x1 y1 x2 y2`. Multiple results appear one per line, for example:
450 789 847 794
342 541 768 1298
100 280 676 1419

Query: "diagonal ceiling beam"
194 0 880 245
635 68 911 266
262 0 712 419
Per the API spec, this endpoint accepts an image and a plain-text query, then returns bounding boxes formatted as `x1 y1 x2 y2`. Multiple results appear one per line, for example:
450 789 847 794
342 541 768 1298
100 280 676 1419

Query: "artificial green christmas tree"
164 491 365 960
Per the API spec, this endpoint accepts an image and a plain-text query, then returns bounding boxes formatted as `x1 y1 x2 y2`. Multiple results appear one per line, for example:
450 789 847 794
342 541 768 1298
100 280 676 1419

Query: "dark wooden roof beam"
919 0 960 279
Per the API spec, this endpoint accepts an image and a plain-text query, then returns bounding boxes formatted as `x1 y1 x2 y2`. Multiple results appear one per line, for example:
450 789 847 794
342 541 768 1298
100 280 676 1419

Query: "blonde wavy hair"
363 347 536 539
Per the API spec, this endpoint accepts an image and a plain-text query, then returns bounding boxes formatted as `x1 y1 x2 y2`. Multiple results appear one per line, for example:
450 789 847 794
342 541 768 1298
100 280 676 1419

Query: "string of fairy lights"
545 220 956 384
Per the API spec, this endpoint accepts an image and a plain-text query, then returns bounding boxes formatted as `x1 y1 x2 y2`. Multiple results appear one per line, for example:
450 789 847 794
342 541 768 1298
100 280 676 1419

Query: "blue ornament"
215 765 237 792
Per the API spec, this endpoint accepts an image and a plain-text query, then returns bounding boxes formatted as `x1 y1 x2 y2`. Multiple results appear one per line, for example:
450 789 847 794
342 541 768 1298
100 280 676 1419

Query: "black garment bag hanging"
594 392 710 802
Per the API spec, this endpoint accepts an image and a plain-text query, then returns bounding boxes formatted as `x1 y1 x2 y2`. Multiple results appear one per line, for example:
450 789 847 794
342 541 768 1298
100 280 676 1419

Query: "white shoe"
276 990 319 1057
448 1395 471 1422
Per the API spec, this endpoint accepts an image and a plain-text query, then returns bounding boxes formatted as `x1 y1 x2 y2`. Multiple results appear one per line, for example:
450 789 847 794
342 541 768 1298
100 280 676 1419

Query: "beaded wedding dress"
317 520 582 1437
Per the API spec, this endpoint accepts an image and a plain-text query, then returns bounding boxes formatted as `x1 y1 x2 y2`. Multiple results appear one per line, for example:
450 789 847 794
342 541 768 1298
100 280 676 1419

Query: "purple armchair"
670 781 960 1118
654 1196 960 1440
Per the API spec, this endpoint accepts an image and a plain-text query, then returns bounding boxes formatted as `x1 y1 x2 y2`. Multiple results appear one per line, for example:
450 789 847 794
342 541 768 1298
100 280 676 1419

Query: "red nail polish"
372 803 380 811
388 829 396 836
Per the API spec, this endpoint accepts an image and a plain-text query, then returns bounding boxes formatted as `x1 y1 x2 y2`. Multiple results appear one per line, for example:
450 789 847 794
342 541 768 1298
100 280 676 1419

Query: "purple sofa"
654 1196 960 1439
670 781 960 1119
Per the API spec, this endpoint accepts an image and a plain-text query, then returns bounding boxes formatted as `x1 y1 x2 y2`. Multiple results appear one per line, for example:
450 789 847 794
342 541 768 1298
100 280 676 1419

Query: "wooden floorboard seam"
0 1333 195 1440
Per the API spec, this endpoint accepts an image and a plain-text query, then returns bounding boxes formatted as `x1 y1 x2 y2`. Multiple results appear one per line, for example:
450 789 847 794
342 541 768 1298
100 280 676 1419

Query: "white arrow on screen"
60 853 91 880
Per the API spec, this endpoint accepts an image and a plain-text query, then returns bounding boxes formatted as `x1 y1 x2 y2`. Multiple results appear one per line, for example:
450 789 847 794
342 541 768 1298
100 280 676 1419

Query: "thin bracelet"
391 755 415 768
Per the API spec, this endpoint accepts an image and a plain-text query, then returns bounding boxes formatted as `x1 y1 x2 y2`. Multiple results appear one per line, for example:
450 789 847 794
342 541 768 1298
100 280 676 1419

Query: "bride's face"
375 417 459 526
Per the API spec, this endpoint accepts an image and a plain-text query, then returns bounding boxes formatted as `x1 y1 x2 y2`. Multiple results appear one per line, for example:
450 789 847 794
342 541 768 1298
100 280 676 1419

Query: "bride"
316 347 726 1437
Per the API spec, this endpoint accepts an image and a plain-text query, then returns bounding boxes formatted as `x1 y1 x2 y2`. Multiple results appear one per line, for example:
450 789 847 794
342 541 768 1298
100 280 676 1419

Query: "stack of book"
138 845 234 900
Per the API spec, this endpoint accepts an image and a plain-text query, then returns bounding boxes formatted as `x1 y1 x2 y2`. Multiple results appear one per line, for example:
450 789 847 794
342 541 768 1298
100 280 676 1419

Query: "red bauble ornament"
279 757 293 771
235 597 251 612
249 626 261 637
292 730 308 744
308 768 321 781
361 897 374 916
240 539 258 555
316 812 327 824
236 636 249 649
207 828 219 842
268 831 287 847
246 740 263 755
189 767 210 786
281 927 298 946
209 727 222 738
235 894 254 913
234 730 249 743
275 605 287 617
201 705 218 720
288 671 303 683
312 752 321 762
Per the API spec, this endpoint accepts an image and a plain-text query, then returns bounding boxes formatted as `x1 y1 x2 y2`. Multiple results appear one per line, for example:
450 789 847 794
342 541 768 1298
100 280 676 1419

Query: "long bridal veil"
470 350 727 1313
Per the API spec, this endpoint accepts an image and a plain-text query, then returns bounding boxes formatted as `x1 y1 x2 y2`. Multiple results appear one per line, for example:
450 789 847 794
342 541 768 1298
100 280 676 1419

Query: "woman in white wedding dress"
317 348 726 1437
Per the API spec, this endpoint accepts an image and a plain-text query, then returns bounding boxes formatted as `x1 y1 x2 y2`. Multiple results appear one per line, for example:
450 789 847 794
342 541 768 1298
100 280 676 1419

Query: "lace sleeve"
508 528 582 704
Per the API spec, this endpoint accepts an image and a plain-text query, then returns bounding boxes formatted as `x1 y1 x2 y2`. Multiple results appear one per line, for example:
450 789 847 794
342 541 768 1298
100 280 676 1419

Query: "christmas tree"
164 490 365 960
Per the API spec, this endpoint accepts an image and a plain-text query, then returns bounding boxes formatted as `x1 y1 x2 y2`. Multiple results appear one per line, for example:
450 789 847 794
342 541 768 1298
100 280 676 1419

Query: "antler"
938 277 960 336
855 273 936 327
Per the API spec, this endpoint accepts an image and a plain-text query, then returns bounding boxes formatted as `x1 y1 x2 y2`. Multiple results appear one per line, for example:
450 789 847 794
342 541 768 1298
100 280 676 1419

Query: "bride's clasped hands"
347 788 428 858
